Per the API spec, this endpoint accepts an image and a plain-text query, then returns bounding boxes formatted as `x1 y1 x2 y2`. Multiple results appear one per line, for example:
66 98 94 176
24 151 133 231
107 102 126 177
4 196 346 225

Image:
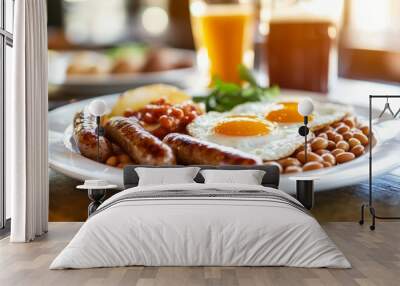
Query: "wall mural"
47 0 400 195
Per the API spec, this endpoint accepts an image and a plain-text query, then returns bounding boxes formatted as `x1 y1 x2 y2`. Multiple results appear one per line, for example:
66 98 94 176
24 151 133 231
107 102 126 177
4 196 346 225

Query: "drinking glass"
190 0 255 85
260 0 343 93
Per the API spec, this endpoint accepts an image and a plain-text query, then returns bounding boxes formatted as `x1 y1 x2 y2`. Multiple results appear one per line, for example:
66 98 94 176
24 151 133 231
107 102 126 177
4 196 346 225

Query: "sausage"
73 110 113 163
163 133 262 165
104 117 176 165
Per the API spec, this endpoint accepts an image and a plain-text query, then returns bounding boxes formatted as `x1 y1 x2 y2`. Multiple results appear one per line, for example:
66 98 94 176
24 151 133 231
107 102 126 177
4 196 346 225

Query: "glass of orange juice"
190 0 255 85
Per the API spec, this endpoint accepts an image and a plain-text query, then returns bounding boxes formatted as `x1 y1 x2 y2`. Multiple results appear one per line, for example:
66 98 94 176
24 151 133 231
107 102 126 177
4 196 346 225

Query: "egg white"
187 112 307 161
308 102 354 130
230 98 354 130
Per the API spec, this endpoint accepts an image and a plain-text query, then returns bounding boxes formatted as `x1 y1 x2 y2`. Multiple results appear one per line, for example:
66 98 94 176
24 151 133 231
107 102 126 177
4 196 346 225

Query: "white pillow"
136 167 200 186
200 169 266 185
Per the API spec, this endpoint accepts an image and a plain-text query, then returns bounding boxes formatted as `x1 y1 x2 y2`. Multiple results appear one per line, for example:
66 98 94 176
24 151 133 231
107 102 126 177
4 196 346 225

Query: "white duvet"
50 183 350 269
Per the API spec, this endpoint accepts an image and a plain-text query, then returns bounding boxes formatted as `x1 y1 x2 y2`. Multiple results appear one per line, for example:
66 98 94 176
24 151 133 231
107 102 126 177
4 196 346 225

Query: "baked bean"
106 156 118 167
303 161 324 171
118 154 131 164
144 112 157 124
331 148 345 157
320 126 333 133
170 107 184 119
182 104 196 114
294 145 311 156
296 151 323 164
353 133 369 145
318 133 328 139
360 126 369 136
333 134 344 143
322 161 332 168
264 161 283 173
342 131 353 141
132 101 201 139
297 144 312 151
348 137 361 148
332 121 344 128
159 115 173 129
336 152 355 164
343 117 355 128
284 166 302 174
326 130 337 141
315 149 330 156
336 125 350 134
321 153 336 165
278 157 301 168
314 129 322 136
311 137 328 151
327 140 336 150
351 145 365 157
351 128 363 135
336 140 350 151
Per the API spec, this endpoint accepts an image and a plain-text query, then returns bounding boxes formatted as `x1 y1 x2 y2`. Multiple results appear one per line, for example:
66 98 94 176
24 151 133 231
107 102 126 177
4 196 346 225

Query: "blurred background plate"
48 48 196 97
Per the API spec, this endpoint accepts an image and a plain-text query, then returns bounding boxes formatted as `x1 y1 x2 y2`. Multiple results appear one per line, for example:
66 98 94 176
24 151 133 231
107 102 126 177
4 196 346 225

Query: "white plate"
48 49 196 96
49 93 400 193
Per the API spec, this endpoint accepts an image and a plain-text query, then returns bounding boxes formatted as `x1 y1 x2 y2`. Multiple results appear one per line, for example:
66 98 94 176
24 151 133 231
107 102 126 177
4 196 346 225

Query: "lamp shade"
298 99 314 116
88 100 107 117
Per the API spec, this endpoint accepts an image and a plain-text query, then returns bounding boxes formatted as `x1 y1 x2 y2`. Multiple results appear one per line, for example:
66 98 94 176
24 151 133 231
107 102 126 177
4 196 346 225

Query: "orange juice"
190 2 254 85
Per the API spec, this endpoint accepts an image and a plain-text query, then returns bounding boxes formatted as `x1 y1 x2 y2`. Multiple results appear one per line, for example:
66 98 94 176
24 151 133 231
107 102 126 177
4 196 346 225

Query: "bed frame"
123 165 280 189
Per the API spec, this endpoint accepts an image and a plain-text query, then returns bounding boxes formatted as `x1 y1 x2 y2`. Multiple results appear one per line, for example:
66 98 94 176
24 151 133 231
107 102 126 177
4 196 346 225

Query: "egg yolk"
214 117 271 136
266 102 312 123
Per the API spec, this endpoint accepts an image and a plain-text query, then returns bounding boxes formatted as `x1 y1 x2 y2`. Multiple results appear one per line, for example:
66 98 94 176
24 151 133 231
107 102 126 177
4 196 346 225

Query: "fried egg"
187 113 306 161
231 99 353 130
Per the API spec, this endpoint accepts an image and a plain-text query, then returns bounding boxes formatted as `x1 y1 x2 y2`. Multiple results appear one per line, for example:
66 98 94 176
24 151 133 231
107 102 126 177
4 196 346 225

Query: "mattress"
50 183 350 269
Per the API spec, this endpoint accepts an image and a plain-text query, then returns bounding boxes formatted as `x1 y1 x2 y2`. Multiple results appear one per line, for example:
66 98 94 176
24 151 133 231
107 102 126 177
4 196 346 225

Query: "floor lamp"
297 99 314 163
85 99 109 216
292 99 316 210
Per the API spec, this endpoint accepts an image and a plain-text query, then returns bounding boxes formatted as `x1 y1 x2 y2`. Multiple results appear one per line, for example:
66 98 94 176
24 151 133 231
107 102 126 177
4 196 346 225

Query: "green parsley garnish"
193 65 279 112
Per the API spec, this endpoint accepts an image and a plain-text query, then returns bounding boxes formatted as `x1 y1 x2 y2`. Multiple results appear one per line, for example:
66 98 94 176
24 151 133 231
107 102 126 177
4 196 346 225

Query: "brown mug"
266 20 336 93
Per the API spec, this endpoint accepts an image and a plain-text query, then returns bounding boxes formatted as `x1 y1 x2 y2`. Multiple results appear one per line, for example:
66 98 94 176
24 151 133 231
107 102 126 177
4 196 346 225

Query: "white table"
76 184 118 216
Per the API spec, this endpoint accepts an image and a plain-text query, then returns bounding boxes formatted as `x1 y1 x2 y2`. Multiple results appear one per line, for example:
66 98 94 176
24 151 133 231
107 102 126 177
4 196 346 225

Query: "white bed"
50 182 350 269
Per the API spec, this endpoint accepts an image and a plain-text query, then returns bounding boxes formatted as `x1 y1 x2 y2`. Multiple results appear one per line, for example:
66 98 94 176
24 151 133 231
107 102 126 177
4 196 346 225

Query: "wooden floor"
1 222 400 286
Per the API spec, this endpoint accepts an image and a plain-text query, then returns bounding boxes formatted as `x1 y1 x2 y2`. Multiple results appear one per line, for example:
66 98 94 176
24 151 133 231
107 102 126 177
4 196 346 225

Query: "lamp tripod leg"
370 206 376 231
359 204 365 225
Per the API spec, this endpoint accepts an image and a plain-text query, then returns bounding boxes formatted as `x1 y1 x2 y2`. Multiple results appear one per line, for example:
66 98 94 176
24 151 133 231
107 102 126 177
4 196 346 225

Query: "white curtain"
8 0 48 242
